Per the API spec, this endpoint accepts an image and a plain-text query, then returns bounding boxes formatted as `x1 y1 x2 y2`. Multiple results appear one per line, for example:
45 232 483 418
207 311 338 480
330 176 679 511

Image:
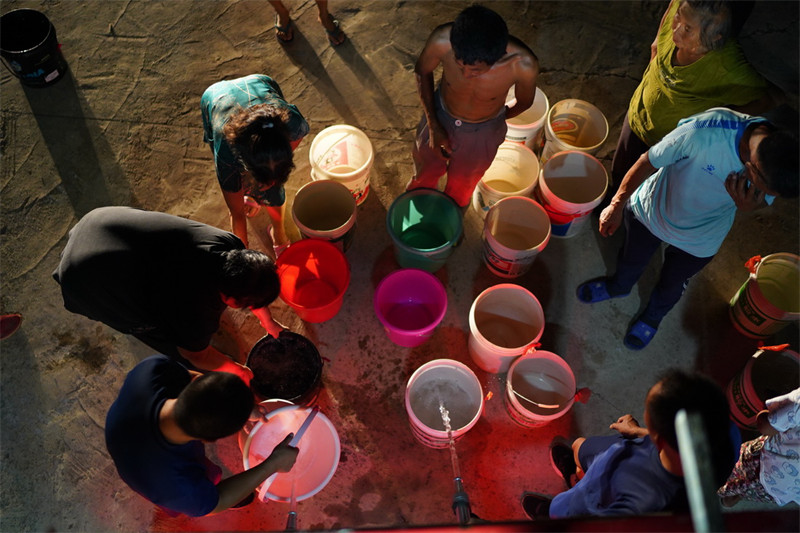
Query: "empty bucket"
505 350 577 427
468 284 545 373
374 269 447 348
387 189 463 273
726 347 800 430
292 180 357 252
482 196 551 278
471 141 540 219
535 150 608 238
241 405 340 502
276 239 350 323
0 9 68 87
309 125 374 205
246 332 323 405
540 99 608 164
729 253 800 339
405 359 484 449
505 86 550 151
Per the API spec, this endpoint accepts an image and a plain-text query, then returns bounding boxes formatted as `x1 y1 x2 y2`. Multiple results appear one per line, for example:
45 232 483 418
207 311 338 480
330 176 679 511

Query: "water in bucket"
540 99 608 164
482 196 551 278
506 351 577 427
374 269 447 347
292 180 357 252
471 142 540 219
409 378 480 431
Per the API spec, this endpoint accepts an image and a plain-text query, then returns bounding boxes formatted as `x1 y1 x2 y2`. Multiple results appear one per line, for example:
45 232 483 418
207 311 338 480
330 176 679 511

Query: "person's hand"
725 172 766 211
428 121 452 159
610 414 645 438
269 434 300 472
599 202 624 237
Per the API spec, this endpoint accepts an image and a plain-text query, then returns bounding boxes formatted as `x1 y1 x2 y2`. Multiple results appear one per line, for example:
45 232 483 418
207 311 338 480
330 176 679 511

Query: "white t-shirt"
760 387 800 506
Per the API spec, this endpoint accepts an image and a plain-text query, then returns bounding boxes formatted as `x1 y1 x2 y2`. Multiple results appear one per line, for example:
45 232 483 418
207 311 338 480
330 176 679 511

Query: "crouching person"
105 355 297 516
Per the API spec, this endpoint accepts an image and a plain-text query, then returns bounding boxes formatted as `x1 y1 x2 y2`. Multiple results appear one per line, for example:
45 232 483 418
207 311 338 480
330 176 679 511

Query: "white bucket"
468 284 545 373
309 124 374 205
729 253 800 338
405 359 484 449
471 141 540 219
292 180 357 252
505 86 550 151
535 150 608 238
505 350 577 427
540 99 609 164
482 196 551 278
241 405 340 502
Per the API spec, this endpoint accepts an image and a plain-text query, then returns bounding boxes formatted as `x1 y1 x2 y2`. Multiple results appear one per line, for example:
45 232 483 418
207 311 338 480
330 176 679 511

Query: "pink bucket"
374 269 447 347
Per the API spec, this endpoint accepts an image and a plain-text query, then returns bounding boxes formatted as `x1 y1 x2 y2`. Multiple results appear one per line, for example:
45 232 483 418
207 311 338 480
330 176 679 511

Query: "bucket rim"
544 99 610 152
540 150 608 210
404 359 484 437
505 87 550 128
276 238 351 311
245 332 324 403
387 188 464 253
506 350 576 419
309 124 375 178
292 180 357 233
468 283 545 351
0 8 54 55
374 268 447 334
484 196 552 252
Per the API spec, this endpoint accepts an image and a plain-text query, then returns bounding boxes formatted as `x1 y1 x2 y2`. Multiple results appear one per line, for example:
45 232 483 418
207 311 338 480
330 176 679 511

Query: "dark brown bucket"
246 331 323 406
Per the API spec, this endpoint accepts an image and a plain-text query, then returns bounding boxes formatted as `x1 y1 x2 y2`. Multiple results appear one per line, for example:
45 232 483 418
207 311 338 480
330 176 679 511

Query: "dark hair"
758 128 800 198
223 104 294 187
450 5 508 65
684 1 732 51
647 369 735 486
174 372 254 441
219 249 280 309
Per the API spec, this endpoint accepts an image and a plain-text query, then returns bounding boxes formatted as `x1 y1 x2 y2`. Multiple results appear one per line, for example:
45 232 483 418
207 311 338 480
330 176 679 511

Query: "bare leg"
314 0 345 45
265 204 289 246
572 437 586 480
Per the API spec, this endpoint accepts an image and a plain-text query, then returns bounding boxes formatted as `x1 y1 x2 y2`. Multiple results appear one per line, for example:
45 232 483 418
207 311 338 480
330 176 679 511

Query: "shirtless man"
407 4 539 207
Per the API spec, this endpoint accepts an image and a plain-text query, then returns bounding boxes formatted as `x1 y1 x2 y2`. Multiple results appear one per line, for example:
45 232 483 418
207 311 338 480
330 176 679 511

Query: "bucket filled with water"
292 180 357 252
247 332 323 405
505 86 550 151
471 141 540 219
536 150 608 238
374 269 447 348
310 125 374 205
241 405 340 502
468 284 545 373
505 350 577 427
405 359 484 449
276 239 350 323
387 189 463 273
726 347 800 430
729 253 800 339
540 99 608 164
482 196 551 278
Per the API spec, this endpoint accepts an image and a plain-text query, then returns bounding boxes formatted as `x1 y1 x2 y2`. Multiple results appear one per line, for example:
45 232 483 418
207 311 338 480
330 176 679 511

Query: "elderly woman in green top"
610 0 783 191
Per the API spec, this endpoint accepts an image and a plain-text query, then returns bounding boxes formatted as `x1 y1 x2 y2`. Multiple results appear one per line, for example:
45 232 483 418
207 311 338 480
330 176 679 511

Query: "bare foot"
319 14 345 46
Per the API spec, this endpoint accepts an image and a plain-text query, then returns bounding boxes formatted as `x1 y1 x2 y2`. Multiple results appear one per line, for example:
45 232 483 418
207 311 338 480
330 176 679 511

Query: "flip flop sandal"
324 15 345 46
624 319 658 350
274 16 294 43
576 278 628 303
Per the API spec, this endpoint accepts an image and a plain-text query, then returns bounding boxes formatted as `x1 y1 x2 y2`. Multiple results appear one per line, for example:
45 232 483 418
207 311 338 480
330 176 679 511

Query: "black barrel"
246 331 323 406
1 9 68 87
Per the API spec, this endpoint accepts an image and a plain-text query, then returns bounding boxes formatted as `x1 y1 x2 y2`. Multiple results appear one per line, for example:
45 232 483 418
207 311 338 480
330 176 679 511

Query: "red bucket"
276 239 350 322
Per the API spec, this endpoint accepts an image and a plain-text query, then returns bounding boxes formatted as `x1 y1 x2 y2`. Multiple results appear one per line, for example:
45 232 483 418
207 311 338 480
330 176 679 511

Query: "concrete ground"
1 1 798 531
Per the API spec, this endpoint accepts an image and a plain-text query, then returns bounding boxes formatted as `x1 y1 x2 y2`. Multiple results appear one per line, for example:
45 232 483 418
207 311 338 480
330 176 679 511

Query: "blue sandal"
576 278 628 303
624 319 658 350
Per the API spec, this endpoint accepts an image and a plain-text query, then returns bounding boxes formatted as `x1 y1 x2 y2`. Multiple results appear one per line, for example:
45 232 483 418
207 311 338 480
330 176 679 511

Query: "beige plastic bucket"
482 196 551 278
505 86 550 151
726 348 800 430
540 99 608 164
471 141 540 219
292 180 357 252
505 350 577 427
405 359 484 449
729 253 800 338
535 150 608 238
468 284 545 373
309 124 374 205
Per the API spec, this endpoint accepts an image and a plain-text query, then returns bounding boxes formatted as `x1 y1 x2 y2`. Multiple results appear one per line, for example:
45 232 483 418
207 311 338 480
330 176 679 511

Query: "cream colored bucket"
405 359 484 449
471 141 540 219
505 86 549 151
468 284 545 373
482 196 551 278
505 350 577 427
309 124 374 205
540 99 608 164
292 180 357 252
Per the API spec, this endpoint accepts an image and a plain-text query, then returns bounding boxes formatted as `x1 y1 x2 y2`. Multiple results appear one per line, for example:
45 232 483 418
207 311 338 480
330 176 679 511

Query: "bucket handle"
744 255 762 274
757 342 790 352
521 343 592 404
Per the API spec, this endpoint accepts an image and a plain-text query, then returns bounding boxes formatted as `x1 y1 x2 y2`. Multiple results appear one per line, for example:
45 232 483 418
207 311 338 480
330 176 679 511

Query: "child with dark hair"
407 4 539 208
521 369 735 519
106 356 298 516
202 74 309 257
